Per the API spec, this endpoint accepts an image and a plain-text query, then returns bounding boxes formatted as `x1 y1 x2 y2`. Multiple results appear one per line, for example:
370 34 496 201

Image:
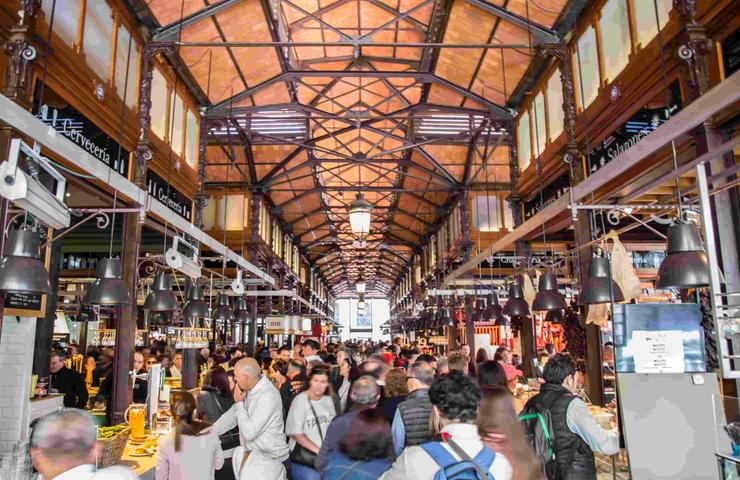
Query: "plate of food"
130 446 153 457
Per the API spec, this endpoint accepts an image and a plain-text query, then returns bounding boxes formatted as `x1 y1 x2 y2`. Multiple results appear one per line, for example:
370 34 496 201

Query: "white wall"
337 298 390 342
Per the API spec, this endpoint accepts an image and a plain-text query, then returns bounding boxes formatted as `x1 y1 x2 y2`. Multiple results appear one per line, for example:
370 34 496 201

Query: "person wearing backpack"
380 371 512 480
520 354 619 480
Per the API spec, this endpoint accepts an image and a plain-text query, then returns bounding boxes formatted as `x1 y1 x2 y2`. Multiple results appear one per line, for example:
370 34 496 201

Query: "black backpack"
519 403 558 479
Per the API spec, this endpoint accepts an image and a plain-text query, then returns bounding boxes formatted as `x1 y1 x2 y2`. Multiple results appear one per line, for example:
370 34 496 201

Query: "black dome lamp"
144 272 179 312
579 253 625 305
503 280 530 317
533 273 567 312
213 292 235 322
182 282 209 321
84 258 131 305
234 296 251 324
0 227 51 294
656 222 710 289
483 292 504 322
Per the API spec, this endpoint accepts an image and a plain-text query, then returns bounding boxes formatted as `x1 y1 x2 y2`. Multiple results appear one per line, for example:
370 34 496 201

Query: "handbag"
289 400 324 469
211 392 241 451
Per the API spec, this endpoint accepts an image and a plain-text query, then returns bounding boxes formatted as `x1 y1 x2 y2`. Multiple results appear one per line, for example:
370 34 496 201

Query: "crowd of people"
39 338 619 480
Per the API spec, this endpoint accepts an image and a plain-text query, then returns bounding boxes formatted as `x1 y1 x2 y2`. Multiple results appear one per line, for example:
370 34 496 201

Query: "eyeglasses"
146 361 156 365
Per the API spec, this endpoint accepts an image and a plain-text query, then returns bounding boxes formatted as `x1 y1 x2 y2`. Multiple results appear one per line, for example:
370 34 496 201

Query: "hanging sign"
588 81 682 175
32 82 130 177
146 170 193 221
631 330 685 374
523 173 570 220
4 292 43 311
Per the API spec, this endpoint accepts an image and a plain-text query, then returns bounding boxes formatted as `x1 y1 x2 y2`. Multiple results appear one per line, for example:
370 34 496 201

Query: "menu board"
631 330 685 374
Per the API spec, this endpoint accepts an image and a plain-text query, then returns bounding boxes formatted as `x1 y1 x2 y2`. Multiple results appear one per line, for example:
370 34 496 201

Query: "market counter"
117 439 156 480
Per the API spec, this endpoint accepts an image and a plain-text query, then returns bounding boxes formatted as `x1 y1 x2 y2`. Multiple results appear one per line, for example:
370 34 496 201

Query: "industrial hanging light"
144 272 179 312
348 193 372 237
545 308 564 324
473 297 485 323
234 296 250 323
533 273 567 311
483 292 504 323
656 222 710 289
84 258 131 305
75 304 97 322
579 254 625 305
212 292 234 322
0 228 51 294
503 281 530 317
355 277 366 294
182 283 209 321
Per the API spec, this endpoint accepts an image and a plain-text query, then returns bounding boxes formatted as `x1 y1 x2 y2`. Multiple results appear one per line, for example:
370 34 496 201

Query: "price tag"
631 330 685 373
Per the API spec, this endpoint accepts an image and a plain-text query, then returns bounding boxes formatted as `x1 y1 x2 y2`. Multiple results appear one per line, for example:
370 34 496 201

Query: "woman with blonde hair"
477 386 543 480
155 391 224 480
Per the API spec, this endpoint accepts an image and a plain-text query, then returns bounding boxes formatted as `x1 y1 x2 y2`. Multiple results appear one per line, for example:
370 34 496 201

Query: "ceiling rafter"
153 0 243 42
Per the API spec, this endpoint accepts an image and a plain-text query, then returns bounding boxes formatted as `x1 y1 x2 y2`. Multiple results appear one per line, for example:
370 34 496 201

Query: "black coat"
50 366 88 409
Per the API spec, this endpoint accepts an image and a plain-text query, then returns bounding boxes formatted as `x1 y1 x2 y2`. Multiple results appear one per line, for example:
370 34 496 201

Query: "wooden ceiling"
138 0 574 296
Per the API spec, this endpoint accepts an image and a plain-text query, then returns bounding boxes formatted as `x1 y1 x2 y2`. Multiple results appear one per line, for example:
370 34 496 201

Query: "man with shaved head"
213 357 289 478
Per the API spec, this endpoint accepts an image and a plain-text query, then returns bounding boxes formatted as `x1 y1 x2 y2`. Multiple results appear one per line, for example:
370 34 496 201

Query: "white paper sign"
631 330 685 373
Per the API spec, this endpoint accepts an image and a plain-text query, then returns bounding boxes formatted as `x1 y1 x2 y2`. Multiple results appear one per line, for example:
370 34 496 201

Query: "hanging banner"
146 170 193 221
32 81 130 177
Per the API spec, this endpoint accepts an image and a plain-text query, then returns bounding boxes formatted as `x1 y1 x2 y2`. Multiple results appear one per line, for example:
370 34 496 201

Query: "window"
114 24 140 109
185 110 199 169
42 0 80 45
83 0 114 81
575 26 600 109
217 194 249 230
533 92 547 156
546 72 564 141
170 92 185 155
472 195 501 232
632 0 672 48
517 110 531 171
503 201 514 230
150 67 168 139
599 0 631 82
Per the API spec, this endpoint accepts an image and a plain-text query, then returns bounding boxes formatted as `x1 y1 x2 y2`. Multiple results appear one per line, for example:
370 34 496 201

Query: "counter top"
117 439 156 480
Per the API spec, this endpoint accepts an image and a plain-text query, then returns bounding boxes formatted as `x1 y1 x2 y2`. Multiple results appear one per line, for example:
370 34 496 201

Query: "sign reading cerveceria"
32 82 130 177
146 170 192 221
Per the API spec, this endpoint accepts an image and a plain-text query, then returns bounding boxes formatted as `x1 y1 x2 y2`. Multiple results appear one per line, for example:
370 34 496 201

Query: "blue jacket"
317 410 361 472
322 452 393 480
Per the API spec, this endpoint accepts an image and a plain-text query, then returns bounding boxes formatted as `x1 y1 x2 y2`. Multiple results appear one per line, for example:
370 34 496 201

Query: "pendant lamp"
355 278 366 294
234 296 250 323
76 304 97 322
182 283 209 321
545 308 564 324
503 282 530 316
212 292 234 322
348 193 372 236
533 273 567 311
579 255 624 305
144 272 179 312
483 292 504 322
0 228 51 294
656 222 710 289
84 258 131 305
473 297 485 323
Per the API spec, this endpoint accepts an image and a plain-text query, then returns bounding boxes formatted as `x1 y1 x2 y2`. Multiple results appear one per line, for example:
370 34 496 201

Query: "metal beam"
154 0 243 41
464 0 560 44
206 71 512 118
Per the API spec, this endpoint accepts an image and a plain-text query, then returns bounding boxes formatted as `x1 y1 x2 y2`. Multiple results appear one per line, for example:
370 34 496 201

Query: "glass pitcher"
124 403 147 438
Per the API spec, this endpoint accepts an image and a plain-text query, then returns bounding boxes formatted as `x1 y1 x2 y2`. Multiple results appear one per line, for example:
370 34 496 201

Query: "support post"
544 46 604 405
112 42 173 424
32 228 63 378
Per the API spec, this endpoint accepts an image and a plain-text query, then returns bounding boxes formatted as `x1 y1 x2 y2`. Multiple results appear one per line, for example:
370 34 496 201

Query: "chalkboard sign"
4 292 43 310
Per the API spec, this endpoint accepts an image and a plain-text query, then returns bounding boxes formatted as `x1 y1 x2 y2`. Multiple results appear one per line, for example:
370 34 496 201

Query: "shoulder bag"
211 392 241 451
289 399 325 469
